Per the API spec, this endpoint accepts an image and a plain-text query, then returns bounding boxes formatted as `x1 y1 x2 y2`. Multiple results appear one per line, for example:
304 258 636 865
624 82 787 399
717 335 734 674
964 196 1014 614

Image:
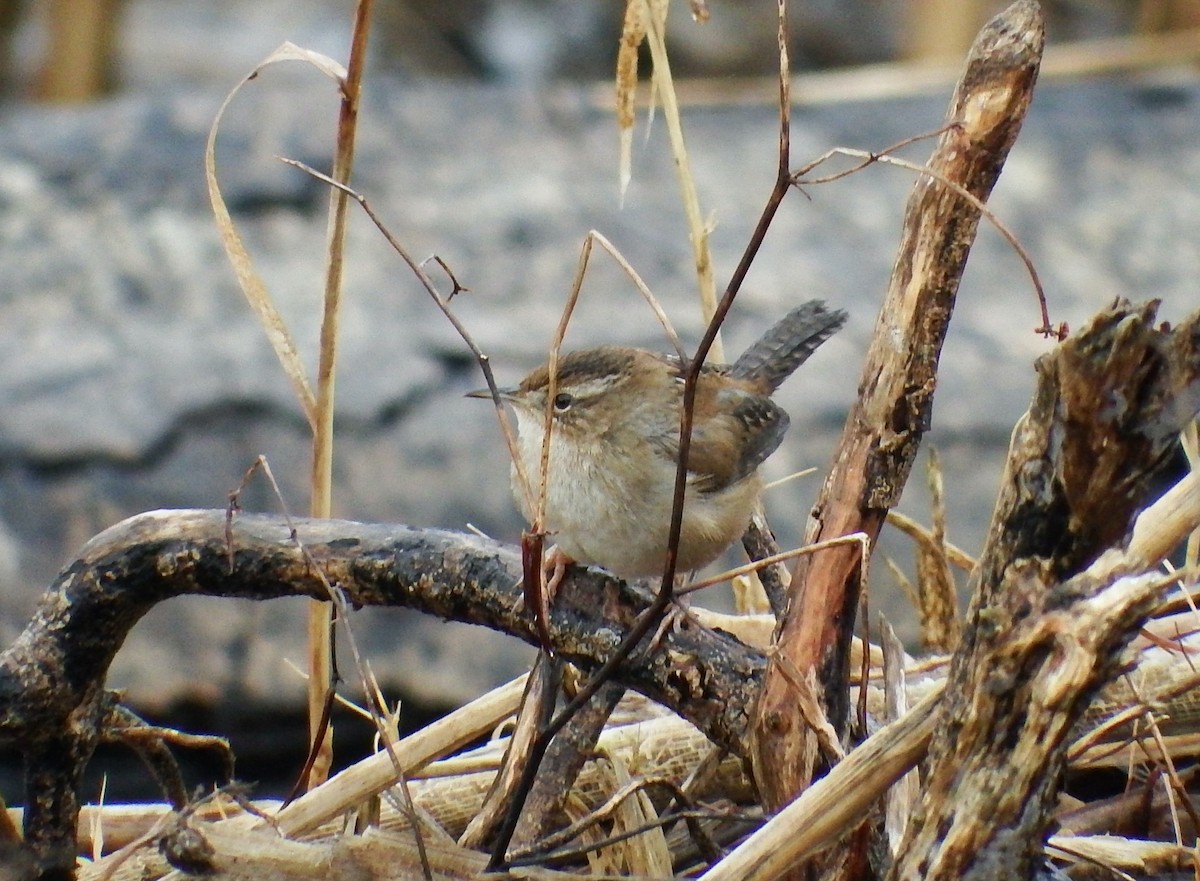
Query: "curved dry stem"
277 158 531 516
680 531 871 596
586 231 685 361
639 0 721 357
204 42 350 428
792 135 1054 338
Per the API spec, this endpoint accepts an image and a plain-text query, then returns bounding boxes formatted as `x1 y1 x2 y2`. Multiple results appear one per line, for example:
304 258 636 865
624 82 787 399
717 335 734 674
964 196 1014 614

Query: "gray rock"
1 71 1197 708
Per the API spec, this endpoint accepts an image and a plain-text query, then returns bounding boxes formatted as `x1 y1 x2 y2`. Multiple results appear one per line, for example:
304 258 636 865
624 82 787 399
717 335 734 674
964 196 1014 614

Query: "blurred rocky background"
0 0 1198 797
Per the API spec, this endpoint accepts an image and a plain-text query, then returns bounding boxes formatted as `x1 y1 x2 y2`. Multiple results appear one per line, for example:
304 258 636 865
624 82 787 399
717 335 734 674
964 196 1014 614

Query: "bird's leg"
644 573 701 653
542 545 574 601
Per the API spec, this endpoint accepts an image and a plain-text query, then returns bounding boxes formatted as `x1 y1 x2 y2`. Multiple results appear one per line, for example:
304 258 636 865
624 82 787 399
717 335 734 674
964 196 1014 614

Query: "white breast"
508 410 760 578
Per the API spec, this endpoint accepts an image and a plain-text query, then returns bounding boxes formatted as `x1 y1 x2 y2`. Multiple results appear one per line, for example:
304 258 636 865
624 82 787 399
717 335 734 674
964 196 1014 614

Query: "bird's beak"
465 385 518 402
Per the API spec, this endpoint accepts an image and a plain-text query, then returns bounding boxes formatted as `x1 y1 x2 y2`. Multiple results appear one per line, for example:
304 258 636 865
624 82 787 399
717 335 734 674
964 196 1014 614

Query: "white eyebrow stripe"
567 375 623 399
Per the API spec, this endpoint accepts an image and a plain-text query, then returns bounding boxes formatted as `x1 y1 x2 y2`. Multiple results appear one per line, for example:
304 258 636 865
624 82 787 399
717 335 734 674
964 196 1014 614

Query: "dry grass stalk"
912 449 961 652
203 3 377 789
302 0 377 793
615 1 721 351
885 511 976 573
596 25 1200 111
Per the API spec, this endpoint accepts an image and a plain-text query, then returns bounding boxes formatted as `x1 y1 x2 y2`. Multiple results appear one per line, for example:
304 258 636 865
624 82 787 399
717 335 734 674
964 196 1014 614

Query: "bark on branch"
888 299 1200 880
0 513 763 875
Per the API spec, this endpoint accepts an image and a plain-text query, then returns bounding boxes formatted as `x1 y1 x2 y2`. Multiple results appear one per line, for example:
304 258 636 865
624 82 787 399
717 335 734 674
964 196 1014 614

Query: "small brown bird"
470 300 847 581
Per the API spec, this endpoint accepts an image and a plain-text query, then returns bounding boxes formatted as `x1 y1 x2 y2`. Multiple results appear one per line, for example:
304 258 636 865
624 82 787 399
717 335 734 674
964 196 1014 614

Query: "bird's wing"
685 386 789 493
647 356 788 493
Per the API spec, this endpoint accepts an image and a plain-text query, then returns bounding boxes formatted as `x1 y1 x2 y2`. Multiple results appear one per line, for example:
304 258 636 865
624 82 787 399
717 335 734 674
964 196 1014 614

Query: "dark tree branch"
0 510 764 875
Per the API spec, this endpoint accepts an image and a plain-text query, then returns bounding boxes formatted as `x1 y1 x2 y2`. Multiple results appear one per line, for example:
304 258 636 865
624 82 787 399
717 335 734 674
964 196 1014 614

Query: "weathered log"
0 512 763 876
890 300 1200 880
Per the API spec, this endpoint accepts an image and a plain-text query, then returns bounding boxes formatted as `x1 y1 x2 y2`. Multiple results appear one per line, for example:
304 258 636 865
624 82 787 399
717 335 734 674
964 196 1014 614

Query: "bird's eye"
553 392 574 411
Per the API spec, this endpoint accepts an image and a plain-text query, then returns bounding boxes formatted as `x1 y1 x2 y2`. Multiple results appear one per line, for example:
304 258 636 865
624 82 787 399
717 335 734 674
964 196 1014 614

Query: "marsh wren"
471 300 847 580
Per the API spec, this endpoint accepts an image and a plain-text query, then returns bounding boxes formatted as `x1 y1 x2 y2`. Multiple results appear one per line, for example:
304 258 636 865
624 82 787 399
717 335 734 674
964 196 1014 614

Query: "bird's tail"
730 300 848 392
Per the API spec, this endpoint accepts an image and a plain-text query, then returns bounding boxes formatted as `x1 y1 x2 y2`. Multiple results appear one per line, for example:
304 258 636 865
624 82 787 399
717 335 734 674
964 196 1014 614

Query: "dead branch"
0 512 763 876
889 300 1200 880
701 302 1200 881
752 0 1046 812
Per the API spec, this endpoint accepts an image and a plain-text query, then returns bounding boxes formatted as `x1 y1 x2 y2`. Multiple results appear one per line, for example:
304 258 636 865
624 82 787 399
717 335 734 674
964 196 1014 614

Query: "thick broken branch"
701 302 1200 881
890 300 1200 880
753 0 1046 811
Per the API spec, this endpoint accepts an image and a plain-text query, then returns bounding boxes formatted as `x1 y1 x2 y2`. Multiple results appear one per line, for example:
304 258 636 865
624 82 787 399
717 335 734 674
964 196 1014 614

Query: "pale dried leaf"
204 42 350 428
880 618 920 856
616 1 647 199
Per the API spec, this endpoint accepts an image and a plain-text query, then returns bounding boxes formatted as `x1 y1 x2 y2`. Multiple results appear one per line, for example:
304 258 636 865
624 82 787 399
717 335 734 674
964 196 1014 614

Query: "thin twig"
277 158 530 512
792 134 1055 337
485 0 799 870
680 532 870 596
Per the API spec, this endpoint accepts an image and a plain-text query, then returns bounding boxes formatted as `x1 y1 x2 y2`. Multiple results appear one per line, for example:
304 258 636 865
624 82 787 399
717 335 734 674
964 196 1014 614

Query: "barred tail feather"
730 300 848 392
